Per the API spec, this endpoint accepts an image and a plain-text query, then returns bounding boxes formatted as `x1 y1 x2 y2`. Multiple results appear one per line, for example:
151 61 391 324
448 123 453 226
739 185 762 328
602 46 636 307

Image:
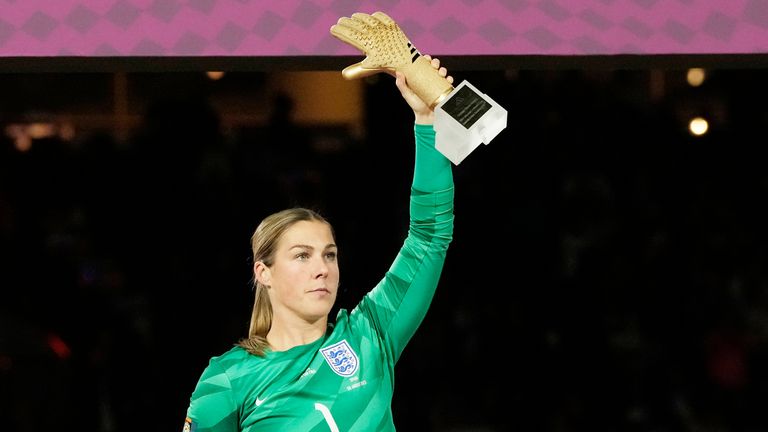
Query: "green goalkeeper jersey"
184 124 454 432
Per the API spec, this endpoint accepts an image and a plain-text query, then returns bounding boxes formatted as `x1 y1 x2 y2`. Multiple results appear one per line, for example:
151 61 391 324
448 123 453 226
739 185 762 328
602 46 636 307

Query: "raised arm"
354 57 455 360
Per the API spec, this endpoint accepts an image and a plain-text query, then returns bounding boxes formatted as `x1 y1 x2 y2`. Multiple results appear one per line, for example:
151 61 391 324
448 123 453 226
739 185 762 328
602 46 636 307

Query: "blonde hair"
236 207 332 356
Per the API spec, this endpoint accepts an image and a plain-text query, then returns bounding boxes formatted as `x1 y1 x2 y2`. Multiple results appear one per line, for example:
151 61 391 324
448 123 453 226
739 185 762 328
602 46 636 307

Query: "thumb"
341 62 388 80
395 71 422 106
394 71 410 94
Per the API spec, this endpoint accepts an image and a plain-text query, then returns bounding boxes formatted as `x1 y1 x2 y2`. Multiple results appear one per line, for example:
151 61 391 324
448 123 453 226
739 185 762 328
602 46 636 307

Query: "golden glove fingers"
330 11 454 108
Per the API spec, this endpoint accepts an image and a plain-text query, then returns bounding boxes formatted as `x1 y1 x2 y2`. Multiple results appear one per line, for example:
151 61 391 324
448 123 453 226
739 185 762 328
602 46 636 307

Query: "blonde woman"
184 57 454 431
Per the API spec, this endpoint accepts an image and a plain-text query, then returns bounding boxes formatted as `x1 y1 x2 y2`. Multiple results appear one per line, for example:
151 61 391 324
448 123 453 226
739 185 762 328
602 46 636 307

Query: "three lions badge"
320 340 359 377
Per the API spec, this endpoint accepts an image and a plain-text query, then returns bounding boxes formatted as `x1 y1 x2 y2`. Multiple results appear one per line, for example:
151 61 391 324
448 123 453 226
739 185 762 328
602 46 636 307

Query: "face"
257 220 339 324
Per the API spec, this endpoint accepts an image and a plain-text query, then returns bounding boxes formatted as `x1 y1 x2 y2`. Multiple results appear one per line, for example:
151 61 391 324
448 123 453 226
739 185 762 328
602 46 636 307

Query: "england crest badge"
320 339 359 377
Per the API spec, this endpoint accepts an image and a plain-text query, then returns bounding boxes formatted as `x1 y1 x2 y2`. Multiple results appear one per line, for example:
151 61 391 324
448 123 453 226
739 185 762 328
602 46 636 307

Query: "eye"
325 251 337 261
295 252 310 260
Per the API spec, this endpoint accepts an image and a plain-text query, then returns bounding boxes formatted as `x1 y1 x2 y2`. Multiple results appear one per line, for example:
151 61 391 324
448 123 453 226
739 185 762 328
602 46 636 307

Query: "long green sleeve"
355 123 455 361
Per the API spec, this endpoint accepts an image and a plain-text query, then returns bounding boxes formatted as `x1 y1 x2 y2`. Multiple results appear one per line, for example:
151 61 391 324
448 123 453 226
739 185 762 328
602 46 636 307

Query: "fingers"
337 16 366 33
334 13 380 39
425 55 454 84
371 11 395 26
426 55 442 73
351 12 381 29
330 23 366 51
436 64 454 84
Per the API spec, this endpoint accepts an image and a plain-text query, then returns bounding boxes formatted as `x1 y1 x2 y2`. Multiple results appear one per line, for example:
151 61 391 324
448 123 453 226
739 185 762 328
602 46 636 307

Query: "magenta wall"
0 0 766 57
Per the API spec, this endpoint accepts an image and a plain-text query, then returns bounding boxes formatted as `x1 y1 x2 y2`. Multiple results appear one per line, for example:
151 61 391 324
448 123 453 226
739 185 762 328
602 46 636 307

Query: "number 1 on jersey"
314 403 339 432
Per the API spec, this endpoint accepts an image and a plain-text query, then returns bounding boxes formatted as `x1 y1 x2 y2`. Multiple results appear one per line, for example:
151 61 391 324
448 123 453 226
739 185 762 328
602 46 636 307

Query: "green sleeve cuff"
413 124 453 192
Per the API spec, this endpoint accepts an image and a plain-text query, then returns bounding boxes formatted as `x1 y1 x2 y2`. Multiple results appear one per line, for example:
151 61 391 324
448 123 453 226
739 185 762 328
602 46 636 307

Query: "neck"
267 317 327 352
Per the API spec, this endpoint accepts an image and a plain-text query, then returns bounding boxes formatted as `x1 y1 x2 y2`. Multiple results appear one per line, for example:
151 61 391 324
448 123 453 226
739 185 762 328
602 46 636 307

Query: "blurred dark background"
2 66 768 432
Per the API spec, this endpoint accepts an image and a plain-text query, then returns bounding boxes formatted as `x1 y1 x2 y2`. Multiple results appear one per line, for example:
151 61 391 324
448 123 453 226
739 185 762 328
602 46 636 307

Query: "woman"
184 56 454 431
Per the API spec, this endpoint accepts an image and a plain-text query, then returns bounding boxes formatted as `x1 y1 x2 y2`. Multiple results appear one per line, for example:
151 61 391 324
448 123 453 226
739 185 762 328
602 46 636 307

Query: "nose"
314 258 329 279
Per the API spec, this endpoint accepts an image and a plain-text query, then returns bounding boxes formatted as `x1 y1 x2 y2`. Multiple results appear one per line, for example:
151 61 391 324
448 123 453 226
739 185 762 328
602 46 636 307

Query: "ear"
254 261 271 287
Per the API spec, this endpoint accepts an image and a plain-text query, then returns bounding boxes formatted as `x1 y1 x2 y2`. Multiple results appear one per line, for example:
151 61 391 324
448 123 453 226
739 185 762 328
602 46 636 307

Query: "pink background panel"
0 0 767 57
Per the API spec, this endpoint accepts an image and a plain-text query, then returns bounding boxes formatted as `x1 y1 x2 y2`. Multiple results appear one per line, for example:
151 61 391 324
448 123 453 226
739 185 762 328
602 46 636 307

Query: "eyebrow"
289 244 337 251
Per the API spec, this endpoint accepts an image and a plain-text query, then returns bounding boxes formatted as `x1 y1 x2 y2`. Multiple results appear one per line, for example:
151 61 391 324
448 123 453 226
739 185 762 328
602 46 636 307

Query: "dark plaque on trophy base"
439 85 493 130
435 80 507 165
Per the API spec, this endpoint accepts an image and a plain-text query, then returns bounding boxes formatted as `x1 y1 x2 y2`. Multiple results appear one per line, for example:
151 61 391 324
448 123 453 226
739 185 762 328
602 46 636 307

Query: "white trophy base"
434 80 507 165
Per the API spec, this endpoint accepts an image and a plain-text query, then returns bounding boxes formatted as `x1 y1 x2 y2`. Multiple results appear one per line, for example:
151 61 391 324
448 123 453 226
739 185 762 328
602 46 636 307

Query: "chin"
307 302 334 317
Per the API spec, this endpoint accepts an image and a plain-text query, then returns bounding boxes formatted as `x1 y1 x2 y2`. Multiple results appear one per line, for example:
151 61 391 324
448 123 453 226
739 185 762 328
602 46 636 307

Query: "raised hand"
396 56 454 125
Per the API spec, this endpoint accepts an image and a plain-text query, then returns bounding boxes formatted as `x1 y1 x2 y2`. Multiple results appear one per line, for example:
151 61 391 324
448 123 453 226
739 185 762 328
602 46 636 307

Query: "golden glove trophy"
330 11 507 165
